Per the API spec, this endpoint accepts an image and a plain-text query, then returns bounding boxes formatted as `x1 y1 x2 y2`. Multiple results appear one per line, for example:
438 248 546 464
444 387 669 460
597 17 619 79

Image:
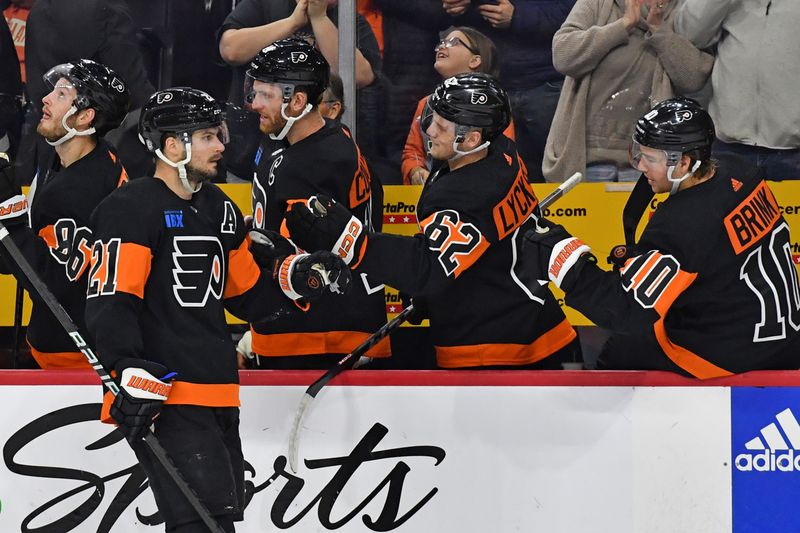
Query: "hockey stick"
287 303 416 472
287 172 583 472
0 221 227 533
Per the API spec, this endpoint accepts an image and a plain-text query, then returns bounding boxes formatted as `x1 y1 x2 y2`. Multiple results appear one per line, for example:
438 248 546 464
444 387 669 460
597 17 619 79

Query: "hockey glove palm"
522 219 591 291
0 153 27 227
249 228 297 271
274 250 352 304
110 358 176 444
284 195 367 268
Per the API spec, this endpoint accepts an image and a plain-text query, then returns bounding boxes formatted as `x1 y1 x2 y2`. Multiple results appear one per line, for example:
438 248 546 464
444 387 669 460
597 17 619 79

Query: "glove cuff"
0 194 28 223
117 366 173 401
276 254 304 301
332 215 365 267
547 237 591 289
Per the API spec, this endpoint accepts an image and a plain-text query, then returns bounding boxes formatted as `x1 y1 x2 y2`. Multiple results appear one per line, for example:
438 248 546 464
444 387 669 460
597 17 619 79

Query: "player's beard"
259 111 287 136
185 160 217 187
37 112 73 143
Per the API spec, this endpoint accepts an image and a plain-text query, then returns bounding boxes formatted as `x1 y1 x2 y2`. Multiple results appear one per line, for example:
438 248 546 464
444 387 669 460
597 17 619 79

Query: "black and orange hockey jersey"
86 178 291 408
251 120 389 358
359 137 577 368
0 140 127 368
565 155 800 378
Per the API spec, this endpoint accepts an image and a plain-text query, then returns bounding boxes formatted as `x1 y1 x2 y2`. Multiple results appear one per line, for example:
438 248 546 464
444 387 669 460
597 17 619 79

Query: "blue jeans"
507 80 563 183
712 139 800 181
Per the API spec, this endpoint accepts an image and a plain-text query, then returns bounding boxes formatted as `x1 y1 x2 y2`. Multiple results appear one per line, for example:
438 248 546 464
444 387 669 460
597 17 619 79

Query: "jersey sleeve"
360 207 491 296
84 195 153 372
565 250 698 335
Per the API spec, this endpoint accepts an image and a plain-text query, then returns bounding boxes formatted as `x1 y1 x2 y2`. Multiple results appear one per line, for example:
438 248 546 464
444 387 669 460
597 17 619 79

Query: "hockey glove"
110 358 176 444
522 219 592 292
0 153 27 227
400 293 429 325
248 228 298 271
274 250 352 304
284 195 368 268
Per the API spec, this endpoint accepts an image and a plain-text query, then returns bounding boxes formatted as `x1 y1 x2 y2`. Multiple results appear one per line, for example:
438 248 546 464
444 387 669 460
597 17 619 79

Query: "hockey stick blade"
0 223 227 533
287 304 416 473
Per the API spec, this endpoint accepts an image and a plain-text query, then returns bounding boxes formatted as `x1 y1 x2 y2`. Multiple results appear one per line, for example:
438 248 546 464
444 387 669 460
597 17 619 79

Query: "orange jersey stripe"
224 238 261 298
101 381 240 423
29 344 92 369
38 224 56 249
435 319 577 368
653 317 733 379
114 242 152 298
250 329 391 358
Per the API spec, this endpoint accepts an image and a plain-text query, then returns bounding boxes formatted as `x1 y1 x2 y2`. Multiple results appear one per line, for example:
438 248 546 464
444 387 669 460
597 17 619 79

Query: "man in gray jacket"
674 0 800 181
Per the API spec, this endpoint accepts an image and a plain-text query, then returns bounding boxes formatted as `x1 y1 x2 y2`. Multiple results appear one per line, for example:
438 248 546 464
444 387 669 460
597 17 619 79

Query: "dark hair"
440 26 499 78
326 73 344 104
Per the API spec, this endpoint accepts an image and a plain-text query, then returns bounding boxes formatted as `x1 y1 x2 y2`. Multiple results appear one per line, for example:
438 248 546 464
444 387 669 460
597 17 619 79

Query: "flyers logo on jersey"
172 236 225 307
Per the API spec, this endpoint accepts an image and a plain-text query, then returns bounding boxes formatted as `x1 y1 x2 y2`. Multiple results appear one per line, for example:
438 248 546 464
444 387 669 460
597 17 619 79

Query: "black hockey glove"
0 153 27 227
400 293 429 325
110 358 176 444
248 228 298 271
607 244 641 271
284 195 368 268
274 251 352 304
521 219 592 292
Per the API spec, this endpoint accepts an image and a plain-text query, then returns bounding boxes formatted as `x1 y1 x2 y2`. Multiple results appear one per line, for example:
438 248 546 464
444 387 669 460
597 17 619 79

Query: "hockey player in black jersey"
286 73 581 369
243 38 389 367
0 59 130 369
85 87 349 531
523 97 800 378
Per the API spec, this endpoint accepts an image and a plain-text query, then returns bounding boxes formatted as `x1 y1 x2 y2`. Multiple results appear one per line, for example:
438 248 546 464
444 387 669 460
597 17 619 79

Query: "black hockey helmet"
632 97 715 161
426 73 510 141
245 38 330 105
138 87 227 152
43 59 130 134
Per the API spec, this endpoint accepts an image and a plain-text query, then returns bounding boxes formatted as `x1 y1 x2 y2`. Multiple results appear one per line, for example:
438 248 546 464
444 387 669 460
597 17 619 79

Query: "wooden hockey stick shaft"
287 172 583 472
0 222 227 533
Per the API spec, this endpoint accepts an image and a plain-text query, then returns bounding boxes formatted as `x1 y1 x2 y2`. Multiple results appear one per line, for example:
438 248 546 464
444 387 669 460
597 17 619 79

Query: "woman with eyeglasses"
400 26 515 185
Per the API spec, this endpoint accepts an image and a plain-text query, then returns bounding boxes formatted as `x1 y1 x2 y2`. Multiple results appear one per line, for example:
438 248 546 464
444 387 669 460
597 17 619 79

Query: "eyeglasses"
434 36 478 55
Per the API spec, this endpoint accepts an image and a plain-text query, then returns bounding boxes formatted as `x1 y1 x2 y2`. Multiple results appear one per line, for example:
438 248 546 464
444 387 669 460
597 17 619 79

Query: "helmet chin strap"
270 103 313 140
449 132 490 163
46 106 96 147
155 133 199 195
666 160 702 195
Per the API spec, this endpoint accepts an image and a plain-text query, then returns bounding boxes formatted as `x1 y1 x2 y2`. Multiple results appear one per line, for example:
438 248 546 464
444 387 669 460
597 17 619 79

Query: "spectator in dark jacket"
442 0 574 182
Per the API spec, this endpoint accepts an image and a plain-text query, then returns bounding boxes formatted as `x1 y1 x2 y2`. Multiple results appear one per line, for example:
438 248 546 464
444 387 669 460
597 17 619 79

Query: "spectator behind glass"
401 26 515 185
16 0 154 184
442 0 574 183
0 6 22 156
674 1 800 181
319 72 345 121
543 0 712 183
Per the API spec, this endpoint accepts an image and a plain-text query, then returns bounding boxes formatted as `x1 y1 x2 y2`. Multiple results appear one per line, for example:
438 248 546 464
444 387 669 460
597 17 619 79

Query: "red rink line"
1 369 800 387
